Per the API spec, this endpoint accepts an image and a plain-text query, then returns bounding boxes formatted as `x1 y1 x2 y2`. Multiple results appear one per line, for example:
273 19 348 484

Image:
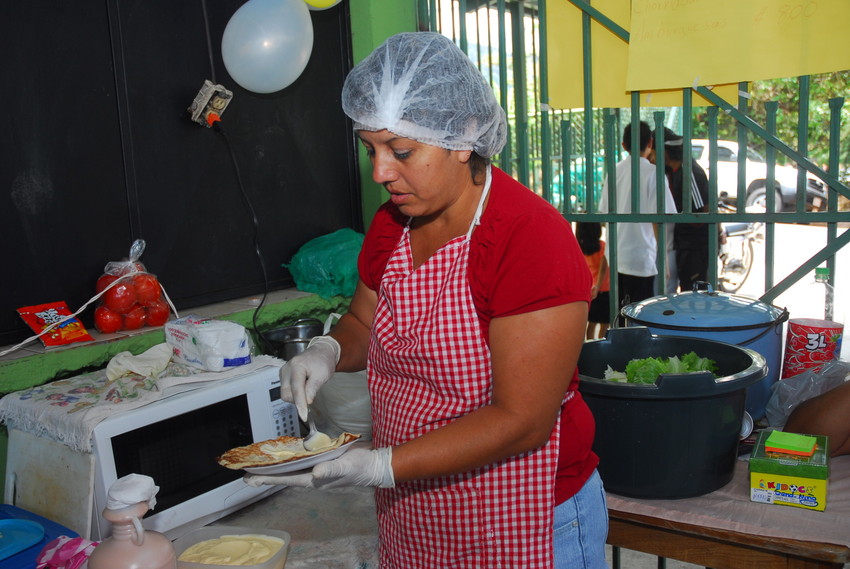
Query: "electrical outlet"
188 80 233 127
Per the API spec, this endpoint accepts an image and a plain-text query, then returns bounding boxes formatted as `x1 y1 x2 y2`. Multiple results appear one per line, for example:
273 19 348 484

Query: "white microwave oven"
4 364 299 540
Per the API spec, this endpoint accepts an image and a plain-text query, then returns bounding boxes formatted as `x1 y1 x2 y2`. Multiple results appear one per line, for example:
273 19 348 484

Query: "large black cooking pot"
578 326 766 499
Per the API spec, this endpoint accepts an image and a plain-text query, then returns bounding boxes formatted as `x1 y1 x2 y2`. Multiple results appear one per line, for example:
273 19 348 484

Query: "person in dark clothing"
652 128 710 292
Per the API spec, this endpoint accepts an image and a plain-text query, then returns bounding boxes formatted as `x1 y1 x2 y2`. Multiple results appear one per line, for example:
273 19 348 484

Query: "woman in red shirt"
246 32 607 569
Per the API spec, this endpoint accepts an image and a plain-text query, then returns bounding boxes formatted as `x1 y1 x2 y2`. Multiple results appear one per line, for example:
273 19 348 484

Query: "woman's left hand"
243 447 395 489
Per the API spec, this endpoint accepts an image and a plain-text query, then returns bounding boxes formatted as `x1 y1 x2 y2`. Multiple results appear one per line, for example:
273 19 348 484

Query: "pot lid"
621 289 788 332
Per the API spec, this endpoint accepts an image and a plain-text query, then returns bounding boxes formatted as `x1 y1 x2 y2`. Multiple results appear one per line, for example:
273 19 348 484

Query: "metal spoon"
302 409 332 452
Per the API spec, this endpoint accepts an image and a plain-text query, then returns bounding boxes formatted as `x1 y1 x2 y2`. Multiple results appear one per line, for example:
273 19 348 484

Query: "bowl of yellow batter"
173 525 290 569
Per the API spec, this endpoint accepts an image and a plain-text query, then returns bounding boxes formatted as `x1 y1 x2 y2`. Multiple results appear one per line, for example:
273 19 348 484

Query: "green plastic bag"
283 228 365 298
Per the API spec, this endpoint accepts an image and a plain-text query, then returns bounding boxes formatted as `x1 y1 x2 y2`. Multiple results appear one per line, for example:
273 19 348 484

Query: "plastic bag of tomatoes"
93 240 171 334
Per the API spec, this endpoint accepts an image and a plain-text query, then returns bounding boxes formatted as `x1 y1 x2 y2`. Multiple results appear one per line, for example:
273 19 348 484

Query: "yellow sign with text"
627 0 850 91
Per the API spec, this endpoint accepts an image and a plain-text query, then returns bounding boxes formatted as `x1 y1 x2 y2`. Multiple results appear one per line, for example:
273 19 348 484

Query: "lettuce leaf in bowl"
603 352 718 384
626 357 669 384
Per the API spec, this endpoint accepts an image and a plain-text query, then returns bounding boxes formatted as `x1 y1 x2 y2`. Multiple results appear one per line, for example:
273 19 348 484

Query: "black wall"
0 1 361 346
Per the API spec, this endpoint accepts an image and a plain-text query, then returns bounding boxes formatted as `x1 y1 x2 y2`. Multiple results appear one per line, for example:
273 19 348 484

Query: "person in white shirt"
599 121 676 307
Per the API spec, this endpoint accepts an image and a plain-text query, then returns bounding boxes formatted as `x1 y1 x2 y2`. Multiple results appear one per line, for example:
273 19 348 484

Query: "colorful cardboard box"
749 431 830 511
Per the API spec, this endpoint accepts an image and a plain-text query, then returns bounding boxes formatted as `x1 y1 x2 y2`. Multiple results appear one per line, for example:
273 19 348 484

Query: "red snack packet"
17 301 95 347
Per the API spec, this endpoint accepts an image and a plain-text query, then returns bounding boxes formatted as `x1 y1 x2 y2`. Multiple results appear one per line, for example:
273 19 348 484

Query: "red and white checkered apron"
369 170 560 568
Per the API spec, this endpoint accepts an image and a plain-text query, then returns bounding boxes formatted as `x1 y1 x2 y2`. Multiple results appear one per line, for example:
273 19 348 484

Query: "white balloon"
222 0 314 94
305 0 342 10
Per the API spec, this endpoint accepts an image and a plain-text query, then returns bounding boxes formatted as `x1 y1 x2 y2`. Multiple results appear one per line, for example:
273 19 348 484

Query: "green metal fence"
418 3 849 567
418 0 850 322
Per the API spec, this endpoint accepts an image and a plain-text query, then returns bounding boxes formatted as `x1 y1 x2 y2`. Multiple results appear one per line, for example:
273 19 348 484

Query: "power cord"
212 120 273 354
196 0 272 354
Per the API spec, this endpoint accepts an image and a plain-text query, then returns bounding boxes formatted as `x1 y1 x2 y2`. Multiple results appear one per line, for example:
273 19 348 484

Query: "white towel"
106 343 173 381
0 354 283 453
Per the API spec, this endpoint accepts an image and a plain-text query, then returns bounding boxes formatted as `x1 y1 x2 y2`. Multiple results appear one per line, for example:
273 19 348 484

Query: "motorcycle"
717 202 763 293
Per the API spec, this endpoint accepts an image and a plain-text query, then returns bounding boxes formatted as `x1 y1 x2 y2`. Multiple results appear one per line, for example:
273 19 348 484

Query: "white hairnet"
341 32 507 158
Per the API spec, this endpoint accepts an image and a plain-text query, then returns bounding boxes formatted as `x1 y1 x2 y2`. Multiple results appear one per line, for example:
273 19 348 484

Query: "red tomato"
95 274 118 294
94 306 122 334
122 304 146 330
145 299 170 326
103 280 137 314
134 273 161 304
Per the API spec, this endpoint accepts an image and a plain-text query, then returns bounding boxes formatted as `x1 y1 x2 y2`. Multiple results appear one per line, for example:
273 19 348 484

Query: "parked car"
550 155 605 212
690 139 827 212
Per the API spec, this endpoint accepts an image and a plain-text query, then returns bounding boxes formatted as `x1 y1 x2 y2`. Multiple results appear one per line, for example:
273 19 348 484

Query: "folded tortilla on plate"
217 432 360 470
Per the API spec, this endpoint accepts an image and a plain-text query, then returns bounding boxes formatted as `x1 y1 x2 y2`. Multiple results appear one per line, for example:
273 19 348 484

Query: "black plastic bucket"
578 327 766 499
619 288 788 420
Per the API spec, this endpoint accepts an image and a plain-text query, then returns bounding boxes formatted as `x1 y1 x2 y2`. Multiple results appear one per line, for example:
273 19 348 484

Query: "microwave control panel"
267 381 299 437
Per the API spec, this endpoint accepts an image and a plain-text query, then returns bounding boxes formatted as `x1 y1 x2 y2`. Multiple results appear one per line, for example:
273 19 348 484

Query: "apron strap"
465 165 492 240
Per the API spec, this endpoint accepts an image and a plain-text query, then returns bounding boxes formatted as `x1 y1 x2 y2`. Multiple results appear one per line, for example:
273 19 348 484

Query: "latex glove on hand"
279 335 341 421
243 447 395 489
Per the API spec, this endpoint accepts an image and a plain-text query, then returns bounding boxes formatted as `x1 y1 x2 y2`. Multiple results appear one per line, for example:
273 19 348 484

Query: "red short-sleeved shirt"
359 166 598 502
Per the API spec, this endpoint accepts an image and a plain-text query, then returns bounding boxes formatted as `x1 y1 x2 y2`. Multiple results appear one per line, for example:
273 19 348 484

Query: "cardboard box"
749 431 830 511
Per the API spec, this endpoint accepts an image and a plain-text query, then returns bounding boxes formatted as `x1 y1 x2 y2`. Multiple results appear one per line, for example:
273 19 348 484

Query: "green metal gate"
417 0 850 323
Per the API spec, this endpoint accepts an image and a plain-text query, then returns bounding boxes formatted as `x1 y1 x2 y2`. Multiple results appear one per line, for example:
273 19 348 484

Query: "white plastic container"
173 526 290 569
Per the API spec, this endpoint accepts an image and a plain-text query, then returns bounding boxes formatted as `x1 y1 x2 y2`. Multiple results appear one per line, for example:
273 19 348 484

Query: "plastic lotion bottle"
87 474 177 569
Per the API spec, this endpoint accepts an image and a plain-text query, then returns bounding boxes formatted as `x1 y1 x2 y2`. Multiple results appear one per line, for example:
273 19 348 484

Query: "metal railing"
419 2 849 567
418 0 849 322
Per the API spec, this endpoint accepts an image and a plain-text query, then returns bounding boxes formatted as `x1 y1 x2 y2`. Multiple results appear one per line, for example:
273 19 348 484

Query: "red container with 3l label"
781 318 844 378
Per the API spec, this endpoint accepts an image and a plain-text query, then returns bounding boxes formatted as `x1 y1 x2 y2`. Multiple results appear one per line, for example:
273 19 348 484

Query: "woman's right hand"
279 336 341 421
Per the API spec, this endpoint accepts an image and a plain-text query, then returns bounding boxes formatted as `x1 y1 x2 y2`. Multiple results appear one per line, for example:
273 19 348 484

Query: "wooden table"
609 507 850 569
605 456 850 569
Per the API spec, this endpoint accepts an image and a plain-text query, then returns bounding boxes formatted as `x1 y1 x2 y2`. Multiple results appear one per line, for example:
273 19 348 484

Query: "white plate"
740 411 754 439
242 439 358 475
